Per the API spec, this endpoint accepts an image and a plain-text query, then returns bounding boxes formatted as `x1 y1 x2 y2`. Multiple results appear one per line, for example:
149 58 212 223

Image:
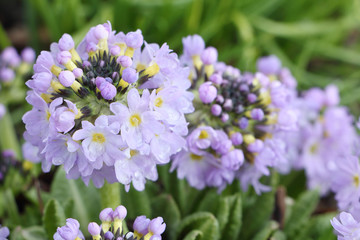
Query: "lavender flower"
331 212 360 240
0 225 9 240
23 22 193 190
172 35 299 193
55 205 165 240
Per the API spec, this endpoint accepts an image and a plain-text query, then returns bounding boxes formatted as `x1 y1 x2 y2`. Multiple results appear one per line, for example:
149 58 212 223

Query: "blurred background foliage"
1 0 360 114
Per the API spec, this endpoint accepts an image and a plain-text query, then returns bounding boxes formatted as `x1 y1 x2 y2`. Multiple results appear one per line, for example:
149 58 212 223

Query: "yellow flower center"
199 130 209 139
92 133 106 143
354 175 360 187
130 149 138 157
46 111 51 121
190 154 203 161
155 97 163 108
130 114 141 127
310 143 318 154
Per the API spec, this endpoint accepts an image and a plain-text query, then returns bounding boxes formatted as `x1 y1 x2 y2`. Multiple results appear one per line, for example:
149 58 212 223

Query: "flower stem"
100 181 121 209
0 108 21 159
99 182 129 233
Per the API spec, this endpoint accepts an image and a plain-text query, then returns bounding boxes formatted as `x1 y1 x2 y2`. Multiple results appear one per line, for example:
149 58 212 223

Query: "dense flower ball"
23 22 193 190
54 205 166 240
172 35 299 193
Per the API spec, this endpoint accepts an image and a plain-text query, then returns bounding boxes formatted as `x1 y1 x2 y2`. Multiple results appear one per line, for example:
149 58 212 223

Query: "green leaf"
221 193 242 240
151 194 181 240
177 212 220 240
240 189 275 239
43 199 66 238
3 189 21 226
271 230 287 240
284 190 319 237
50 168 101 233
183 230 203 240
11 226 48 240
253 221 279 240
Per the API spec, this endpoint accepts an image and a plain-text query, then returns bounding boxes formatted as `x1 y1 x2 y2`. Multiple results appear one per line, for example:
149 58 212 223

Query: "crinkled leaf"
151 194 181 240
240 189 275 239
177 212 220 240
11 226 47 240
221 193 242 240
50 169 101 233
271 230 287 240
183 230 203 240
253 221 279 240
284 189 319 237
43 199 66 239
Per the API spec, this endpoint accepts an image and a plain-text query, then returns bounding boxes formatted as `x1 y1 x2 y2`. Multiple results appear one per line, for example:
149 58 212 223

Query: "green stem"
99 182 129 233
100 181 121 209
0 108 21 159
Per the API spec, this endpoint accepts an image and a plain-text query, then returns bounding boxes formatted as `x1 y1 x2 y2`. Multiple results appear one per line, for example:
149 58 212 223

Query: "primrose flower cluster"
171 35 298 193
0 46 35 84
54 205 165 240
282 85 357 195
23 22 193 190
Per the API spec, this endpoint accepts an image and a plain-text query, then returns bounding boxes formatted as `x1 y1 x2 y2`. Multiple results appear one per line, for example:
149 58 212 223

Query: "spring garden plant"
1 21 360 240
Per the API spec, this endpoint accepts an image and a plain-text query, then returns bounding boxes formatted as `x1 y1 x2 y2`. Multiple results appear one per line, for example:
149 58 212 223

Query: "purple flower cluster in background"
22 22 193 190
0 46 35 84
0 225 9 240
54 205 165 240
171 35 298 193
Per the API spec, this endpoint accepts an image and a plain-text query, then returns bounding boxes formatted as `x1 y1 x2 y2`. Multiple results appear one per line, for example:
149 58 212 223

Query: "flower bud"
110 45 121 56
59 34 75 51
247 139 264 152
125 30 143 49
221 113 229 123
21 47 36 63
199 82 217 104
100 82 117 100
95 77 106 88
117 56 132 68
148 217 166 235
256 55 282 75
59 71 75 87
231 132 243 146
70 68 82 79
88 222 101 236
201 47 218 65
223 99 233 111
0 68 15 82
238 117 248 129
209 73 222 85
211 104 222 116
221 149 244 170
122 68 138 84
113 205 127 220
247 93 257 103
1 47 20 67
57 51 72 65
133 216 150 236
94 24 109 40
251 108 264 121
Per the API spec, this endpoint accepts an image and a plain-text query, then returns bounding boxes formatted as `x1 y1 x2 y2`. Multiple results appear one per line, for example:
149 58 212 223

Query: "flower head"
23 22 192 189
171 36 299 193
